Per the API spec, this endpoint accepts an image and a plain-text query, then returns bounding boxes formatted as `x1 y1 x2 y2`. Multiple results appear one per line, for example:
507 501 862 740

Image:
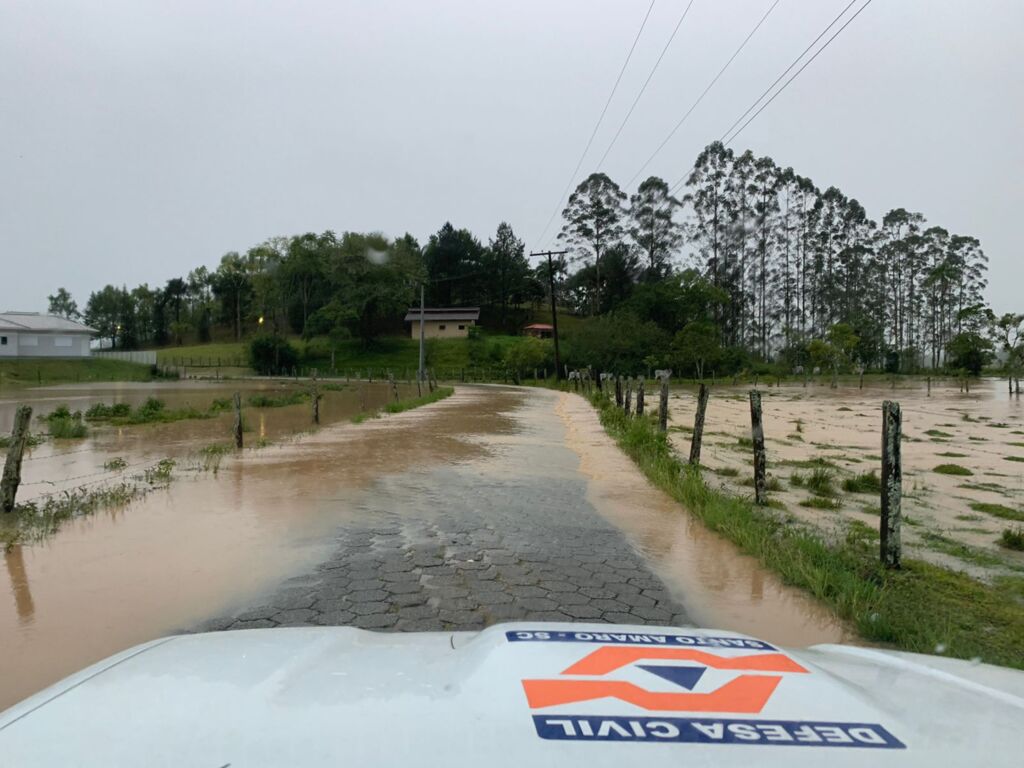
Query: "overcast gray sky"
2 0 1021 315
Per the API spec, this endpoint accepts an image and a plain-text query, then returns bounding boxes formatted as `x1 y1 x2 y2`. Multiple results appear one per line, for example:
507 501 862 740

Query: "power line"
723 0 874 145
532 0 657 250
593 0 698 173
717 0 859 144
624 0 782 190
665 0 874 199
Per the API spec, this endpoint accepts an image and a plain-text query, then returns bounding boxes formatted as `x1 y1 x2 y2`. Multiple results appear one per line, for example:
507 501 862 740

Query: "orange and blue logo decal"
508 630 905 749
523 645 808 713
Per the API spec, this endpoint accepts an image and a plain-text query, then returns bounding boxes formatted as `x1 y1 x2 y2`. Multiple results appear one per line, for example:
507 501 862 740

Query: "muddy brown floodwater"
1 383 847 711
557 393 851 647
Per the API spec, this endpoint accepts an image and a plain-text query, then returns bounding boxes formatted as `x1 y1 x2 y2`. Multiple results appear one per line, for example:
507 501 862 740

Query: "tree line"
555 141 994 374
44 140 1017 378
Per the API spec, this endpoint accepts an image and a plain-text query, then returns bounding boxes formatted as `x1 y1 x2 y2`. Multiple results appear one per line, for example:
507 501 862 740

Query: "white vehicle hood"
1 623 1022 766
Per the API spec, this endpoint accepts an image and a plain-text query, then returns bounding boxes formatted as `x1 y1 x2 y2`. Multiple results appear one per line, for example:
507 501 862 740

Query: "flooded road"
2 383 846 710
557 394 850 646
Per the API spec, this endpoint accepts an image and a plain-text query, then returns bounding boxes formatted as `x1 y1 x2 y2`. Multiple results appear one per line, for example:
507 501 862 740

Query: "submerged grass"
0 432 45 449
40 406 88 439
933 463 973 476
350 386 454 423
245 391 309 408
1 458 176 549
969 502 1024 523
1000 528 1024 552
587 391 1024 670
842 471 882 494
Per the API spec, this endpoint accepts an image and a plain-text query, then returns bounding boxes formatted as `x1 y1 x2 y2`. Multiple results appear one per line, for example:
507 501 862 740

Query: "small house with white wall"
404 307 480 339
0 312 97 359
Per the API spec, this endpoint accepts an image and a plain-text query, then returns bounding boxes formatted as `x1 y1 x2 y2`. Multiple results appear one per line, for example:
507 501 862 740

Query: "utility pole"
418 283 426 383
531 250 568 381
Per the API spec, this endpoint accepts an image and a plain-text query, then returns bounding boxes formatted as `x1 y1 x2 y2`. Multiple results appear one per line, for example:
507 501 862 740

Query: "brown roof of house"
404 307 480 322
524 323 554 330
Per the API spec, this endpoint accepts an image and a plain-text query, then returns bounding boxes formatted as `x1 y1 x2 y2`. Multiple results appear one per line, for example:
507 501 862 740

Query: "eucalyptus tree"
628 176 683 281
685 142 734 333
750 155 780 358
558 172 627 314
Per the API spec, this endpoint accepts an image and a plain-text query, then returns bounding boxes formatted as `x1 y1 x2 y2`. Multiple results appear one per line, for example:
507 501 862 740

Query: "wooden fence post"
749 390 767 505
311 372 321 425
636 378 645 416
927 376 931 397
624 377 633 416
232 392 243 449
689 383 710 466
615 376 623 408
389 372 400 402
658 372 670 432
881 400 902 568
1 406 32 514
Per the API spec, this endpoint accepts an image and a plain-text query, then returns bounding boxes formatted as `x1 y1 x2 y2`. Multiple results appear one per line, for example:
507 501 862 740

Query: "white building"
0 312 97 359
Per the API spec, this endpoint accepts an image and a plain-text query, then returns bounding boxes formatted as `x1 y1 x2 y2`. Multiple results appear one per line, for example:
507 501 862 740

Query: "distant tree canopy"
47 287 80 320
67 141 1002 373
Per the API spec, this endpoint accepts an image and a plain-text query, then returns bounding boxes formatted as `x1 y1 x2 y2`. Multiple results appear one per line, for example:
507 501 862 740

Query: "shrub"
503 337 552 382
48 416 88 439
42 405 87 439
805 467 836 497
249 335 299 376
999 528 1024 551
136 398 166 419
85 402 131 420
843 471 882 494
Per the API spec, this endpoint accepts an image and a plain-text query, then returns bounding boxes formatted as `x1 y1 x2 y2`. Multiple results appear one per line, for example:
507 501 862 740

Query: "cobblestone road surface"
199 388 689 633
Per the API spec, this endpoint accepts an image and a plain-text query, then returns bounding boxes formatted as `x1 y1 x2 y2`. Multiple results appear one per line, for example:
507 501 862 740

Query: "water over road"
2 384 846 709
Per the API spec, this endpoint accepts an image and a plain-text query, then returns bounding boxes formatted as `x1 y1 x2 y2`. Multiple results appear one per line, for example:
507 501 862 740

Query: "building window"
439 324 447 330
54 335 73 347
20 334 38 347
458 325 465 330
0 336 6 346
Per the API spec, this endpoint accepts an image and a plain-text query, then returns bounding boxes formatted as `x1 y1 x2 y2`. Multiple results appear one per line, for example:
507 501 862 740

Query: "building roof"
404 307 480 323
524 323 554 331
0 312 97 334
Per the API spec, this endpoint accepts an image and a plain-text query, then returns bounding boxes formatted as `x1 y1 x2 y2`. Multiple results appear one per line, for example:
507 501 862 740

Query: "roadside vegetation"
41 406 88 439
587 391 1024 670
0 458 176 549
352 386 453 424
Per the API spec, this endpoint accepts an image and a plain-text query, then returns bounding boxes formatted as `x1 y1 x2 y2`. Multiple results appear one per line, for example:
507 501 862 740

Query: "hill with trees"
57 141 1015 380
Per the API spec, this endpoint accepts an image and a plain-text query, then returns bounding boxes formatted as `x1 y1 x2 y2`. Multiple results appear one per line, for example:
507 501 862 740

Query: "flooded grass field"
665 378 1024 581
0 379 447 708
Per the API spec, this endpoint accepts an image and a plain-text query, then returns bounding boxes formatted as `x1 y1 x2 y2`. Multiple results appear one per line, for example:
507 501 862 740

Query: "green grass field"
0 359 155 390
154 341 250 366
153 334 536 377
